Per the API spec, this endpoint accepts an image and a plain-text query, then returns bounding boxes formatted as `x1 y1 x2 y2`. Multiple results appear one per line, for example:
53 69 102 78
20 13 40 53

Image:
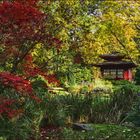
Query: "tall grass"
42 82 140 126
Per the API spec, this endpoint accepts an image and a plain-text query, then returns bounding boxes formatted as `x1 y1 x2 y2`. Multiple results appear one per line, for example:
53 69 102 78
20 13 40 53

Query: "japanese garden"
0 0 140 140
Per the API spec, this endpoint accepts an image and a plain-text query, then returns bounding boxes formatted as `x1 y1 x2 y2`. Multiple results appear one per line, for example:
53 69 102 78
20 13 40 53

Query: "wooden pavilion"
94 52 136 81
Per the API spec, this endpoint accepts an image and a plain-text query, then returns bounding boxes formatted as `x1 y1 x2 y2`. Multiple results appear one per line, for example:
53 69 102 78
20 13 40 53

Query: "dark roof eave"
94 63 136 68
93 61 137 68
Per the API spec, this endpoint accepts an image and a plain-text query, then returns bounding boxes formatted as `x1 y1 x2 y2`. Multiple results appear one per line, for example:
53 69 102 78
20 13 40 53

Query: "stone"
72 123 94 131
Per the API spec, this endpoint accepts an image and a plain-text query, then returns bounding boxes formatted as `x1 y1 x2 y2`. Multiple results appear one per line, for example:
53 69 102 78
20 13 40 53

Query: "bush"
111 80 132 86
108 84 138 123
89 82 140 124
39 93 94 126
135 67 140 85
59 93 93 122
42 94 67 127
40 81 140 126
126 94 140 127
61 124 140 140
0 73 48 140
93 79 113 94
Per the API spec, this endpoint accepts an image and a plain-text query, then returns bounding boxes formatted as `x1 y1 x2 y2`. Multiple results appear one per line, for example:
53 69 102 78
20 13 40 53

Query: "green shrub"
42 94 67 127
59 93 93 122
40 93 94 125
111 80 132 86
58 67 93 87
0 74 49 140
89 83 140 124
93 79 113 94
61 124 140 140
108 84 138 123
41 81 140 126
126 94 140 127
135 67 140 85
0 89 41 140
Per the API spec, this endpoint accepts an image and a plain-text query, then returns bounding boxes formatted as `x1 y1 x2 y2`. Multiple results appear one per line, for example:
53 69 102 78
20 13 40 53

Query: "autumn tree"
0 0 61 74
41 0 140 66
0 1 61 138
33 0 94 82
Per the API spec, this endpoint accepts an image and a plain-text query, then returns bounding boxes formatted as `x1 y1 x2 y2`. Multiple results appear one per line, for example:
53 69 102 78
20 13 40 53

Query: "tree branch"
110 29 135 63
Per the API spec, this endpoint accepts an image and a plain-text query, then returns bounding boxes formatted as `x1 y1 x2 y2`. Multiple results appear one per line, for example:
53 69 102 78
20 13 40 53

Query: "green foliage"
126 94 140 127
40 82 140 126
58 65 93 85
43 94 67 126
61 124 140 140
0 116 32 140
135 67 140 85
111 80 132 86
42 0 140 65
59 93 93 122
0 77 49 139
93 79 113 93
89 82 140 123
40 93 93 125
31 75 48 91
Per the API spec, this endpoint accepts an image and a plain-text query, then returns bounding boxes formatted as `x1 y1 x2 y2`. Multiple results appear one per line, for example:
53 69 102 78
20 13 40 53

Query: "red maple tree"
0 0 61 119
0 0 61 72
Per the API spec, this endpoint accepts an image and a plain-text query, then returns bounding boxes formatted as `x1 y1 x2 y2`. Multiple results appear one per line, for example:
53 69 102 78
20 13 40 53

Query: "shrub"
107 84 138 123
42 94 67 127
61 124 140 140
40 93 94 125
89 82 140 124
93 79 113 94
111 80 132 86
41 81 140 126
135 67 140 85
126 94 140 127
0 72 47 139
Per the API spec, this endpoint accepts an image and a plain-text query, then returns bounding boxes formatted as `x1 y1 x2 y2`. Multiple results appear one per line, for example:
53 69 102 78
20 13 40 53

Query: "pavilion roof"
99 52 125 61
94 60 136 68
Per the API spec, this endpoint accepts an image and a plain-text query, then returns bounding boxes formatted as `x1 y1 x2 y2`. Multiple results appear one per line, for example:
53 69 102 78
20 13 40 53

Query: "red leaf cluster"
0 72 33 94
0 1 47 47
23 55 60 86
14 0 40 7
0 71 42 104
0 71 42 119
0 0 61 63
45 74 60 85
0 97 23 119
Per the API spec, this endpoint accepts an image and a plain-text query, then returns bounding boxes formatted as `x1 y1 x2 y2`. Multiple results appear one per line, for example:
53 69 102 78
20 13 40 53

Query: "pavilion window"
103 69 110 77
117 69 123 78
103 69 116 78
103 69 124 79
110 69 116 78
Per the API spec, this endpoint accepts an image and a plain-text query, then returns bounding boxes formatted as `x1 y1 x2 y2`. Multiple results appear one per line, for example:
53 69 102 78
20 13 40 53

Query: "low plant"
89 82 140 124
135 67 140 85
111 80 132 86
93 79 113 94
40 81 140 126
0 72 48 140
61 124 140 140
42 94 67 127
59 93 93 123
125 93 140 127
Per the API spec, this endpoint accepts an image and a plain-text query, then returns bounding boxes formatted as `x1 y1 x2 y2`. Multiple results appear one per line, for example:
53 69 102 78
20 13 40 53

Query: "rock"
72 123 94 131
